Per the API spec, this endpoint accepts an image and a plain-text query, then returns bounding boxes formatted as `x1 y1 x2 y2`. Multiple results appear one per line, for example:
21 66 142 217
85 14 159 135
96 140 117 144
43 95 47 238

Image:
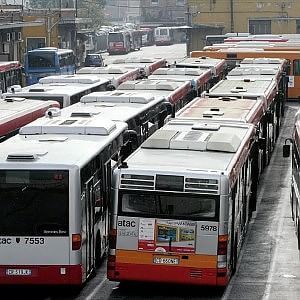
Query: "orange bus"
191 49 300 100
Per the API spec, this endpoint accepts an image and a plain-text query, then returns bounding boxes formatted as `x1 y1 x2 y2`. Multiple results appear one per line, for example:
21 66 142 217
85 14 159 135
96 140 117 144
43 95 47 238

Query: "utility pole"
185 5 192 56
230 0 234 32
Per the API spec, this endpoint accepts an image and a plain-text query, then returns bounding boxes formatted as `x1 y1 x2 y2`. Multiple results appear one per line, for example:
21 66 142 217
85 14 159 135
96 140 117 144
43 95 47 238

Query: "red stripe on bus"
108 263 229 286
0 265 82 285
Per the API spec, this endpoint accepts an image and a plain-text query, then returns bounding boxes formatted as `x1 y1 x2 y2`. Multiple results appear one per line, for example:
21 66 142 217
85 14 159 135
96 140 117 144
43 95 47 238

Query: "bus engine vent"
7 153 38 161
185 178 219 194
120 174 155 190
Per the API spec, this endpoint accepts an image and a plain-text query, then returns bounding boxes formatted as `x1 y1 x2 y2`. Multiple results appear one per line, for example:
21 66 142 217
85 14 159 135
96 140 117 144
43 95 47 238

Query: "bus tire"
297 218 300 250
95 233 102 268
232 238 238 276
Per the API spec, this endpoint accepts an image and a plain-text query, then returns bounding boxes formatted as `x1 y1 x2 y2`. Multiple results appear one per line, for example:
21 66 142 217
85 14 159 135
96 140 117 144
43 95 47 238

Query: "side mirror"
283 144 290 158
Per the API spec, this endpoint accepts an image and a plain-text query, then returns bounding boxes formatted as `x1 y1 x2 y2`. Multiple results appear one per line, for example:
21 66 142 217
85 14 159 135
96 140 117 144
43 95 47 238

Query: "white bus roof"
0 98 59 127
240 57 286 65
0 118 127 168
117 79 186 91
76 66 139 75
227 67 280 82
111 57 166 75
120 121 254 188
2 75 110 105
148 68 212 89
58 91 166 123
175 97 265 126
112 57 165 64
204 79 277 106
175 57 226 75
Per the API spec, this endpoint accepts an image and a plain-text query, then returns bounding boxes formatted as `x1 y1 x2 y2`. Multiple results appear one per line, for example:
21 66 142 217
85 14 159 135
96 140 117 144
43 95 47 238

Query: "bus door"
83 177 95 277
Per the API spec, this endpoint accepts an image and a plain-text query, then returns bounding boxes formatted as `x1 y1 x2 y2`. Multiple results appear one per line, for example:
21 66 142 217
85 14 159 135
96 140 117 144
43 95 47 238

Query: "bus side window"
293 60 300 76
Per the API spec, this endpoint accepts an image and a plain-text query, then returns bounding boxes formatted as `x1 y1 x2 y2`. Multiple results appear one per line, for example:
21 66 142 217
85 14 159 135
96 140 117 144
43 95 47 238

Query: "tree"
77 0 107 29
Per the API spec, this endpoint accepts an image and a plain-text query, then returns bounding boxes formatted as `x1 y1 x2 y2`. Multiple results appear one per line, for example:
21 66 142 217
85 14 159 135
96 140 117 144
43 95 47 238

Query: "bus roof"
204 79 277 108
121 121 254 187
27 47 74 54
175 97 265 126
59 91 166 122
3 75 110 98
0 61 21 72
77 66 139 75
0 98 59 135
0 117 127 168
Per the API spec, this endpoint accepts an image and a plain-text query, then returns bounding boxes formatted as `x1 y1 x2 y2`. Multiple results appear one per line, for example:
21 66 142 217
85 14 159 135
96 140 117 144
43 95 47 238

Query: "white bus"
175 96 267 212
76 66 141 89
3 75 110 108
283 110 300 251
108 120 257 287
0 97 59 141
0 113 128 285
226 61 287 137
148 67 213 96
202 78 278 167
238 57 289 117
62 90 173 155
117 79 194 111
111 57 167 77
174 57 228 84
154 27 175 45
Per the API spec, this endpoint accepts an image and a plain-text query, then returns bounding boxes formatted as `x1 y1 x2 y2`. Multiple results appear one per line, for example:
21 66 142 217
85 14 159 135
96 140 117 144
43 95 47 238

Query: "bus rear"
24 48 75 85
0 166 76 284
108 121 256 287
108 32 130 54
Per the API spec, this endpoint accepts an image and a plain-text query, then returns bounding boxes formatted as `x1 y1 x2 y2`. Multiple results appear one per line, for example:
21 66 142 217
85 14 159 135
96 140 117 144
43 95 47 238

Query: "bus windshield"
120 191 218 220
108 33 124 42
28 52 56 68
0 170 69 236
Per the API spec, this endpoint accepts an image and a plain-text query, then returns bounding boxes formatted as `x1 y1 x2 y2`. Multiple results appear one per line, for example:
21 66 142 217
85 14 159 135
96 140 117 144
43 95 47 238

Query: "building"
188 0 300 34
141 0 186 25
105 0 141 23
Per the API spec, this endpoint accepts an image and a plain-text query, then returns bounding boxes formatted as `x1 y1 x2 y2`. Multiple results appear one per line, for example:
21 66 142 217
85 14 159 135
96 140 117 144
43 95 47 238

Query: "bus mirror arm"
283 138 293 158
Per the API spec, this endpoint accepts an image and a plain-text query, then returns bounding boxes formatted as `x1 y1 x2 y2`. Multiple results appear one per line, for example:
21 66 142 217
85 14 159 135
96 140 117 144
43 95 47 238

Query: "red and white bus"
0 113 129 285
0 97 59 141
0 61 23 93
117 78 194 111
202 78 278 167
111 57 167 77
108 120 257 286
149 67 213 97
283 110 300 250
76 66 141 89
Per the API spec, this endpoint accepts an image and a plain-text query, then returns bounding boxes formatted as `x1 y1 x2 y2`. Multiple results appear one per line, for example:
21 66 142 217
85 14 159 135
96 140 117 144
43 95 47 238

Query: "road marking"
86 277 107 300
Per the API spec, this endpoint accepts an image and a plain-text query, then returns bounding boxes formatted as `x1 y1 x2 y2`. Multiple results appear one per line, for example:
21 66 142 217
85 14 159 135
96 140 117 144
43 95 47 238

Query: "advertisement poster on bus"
138 218 196 253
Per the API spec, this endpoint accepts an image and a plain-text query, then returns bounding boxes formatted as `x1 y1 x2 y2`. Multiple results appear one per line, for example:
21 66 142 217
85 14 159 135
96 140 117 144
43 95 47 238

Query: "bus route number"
25 238 45 245
200 225 217 232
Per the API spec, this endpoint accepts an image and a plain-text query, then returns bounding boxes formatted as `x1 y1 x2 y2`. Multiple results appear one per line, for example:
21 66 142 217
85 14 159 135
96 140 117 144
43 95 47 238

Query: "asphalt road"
3 44 300 300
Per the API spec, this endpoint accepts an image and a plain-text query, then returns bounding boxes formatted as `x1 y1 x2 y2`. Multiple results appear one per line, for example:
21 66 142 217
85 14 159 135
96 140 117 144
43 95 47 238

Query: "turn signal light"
72 233 82 250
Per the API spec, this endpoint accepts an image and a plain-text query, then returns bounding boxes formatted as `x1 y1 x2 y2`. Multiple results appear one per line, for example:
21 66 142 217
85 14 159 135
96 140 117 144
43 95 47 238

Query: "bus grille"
190 269 203 278
120 174 218 194
185 177 219 194
120 174 155 190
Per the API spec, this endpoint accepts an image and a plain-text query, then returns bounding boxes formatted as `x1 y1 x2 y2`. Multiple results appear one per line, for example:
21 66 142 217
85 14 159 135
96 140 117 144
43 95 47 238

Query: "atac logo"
117 219 136 228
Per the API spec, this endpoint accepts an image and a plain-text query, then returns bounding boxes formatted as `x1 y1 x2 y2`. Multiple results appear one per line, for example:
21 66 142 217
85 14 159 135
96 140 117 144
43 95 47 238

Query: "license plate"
153 256 179 265
6 269 32 276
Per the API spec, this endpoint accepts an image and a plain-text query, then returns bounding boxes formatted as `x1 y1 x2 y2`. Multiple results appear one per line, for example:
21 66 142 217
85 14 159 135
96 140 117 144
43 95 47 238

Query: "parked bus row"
107 57 288 287
0 56 230 286
191 35 300 100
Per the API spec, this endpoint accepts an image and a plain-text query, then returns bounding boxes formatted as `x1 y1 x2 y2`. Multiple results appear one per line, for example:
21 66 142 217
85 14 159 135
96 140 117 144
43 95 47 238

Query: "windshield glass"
108 33 124 42
120 191 218 220
0 170 69 236
28 52 56 68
